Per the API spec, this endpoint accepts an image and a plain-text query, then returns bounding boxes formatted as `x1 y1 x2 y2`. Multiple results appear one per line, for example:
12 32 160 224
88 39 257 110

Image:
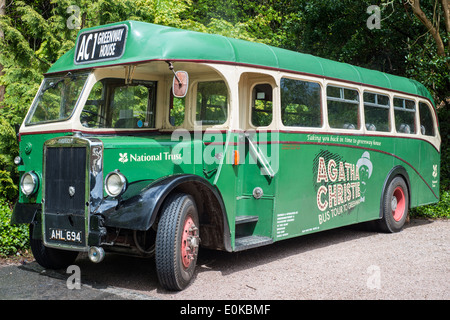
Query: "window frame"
393 96 418 135
81 77 157 129
325 83 362 131
362 90 391 133
278 76 324 130
190 79 230 128
25 72 91 126
418 100 436 137
250 82 274 129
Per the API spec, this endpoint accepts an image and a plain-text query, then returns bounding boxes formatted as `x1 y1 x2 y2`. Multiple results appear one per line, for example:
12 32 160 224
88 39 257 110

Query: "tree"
0 0 5 104
406 0 449 58
0 0 203 202
403 0 449 107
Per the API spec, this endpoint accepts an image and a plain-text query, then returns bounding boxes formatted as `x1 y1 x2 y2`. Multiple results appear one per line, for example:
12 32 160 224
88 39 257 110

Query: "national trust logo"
119 153 128 163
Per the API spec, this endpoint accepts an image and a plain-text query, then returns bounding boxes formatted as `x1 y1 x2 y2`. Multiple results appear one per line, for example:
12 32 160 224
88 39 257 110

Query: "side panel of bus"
271 132 440 241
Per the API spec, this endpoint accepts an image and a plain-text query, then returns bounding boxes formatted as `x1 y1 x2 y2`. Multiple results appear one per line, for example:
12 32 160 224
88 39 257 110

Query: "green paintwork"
18 129 440 249
48 20 435 107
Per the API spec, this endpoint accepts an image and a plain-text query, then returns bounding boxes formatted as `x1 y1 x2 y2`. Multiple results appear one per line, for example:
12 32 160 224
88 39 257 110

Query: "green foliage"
0 117 18 202
0 199 29 257
406 39 450 109
411 188 450 219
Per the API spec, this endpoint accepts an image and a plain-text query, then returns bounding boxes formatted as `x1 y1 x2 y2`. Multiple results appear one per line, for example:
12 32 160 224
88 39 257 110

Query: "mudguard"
99 174 227 231
10 203 40 225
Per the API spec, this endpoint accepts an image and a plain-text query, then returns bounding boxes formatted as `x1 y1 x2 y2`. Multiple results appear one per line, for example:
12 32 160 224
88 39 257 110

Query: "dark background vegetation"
0 0 448 256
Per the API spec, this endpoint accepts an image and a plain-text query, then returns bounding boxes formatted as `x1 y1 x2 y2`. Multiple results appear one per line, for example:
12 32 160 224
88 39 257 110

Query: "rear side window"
196 80 228 125
419 102 435 136
363 92 390 132
326 85 360 129
394 97 416 134
280 78 322 128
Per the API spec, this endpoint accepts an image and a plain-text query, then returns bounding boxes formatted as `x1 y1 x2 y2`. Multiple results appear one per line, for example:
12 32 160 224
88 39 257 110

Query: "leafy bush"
0 199 29 257
0 117 19 202
411 188 450 219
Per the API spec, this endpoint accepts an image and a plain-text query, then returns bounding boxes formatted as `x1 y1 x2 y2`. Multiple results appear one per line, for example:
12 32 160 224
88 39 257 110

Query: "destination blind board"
74 25 128 64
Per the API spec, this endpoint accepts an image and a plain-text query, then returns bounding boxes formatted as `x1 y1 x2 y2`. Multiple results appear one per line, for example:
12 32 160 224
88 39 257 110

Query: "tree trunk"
441 0 450 52
408 0 447 57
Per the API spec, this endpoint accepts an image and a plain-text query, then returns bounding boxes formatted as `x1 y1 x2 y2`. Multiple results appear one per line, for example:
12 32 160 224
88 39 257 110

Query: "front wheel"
29 224 79 269
376 176 409 233
155 193 200 291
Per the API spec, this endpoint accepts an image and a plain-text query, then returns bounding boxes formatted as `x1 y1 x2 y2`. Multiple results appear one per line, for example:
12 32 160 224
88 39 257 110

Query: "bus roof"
47 20 435 105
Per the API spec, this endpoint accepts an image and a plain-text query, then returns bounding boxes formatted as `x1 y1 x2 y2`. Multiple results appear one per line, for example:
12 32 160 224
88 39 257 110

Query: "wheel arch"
170 179 231 252
102 174 231 252
379 165 411 219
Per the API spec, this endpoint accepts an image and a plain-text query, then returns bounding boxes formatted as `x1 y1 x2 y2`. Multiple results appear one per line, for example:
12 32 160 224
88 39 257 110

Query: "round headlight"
20 171 39 196
105 170 127 197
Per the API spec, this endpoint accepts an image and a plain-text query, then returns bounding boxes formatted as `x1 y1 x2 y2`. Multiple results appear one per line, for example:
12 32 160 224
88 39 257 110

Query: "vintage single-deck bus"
11 21 441 290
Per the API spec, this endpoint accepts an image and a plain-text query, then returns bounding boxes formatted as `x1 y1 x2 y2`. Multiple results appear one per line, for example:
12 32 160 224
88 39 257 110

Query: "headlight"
105 170 127 197
20 171 39 196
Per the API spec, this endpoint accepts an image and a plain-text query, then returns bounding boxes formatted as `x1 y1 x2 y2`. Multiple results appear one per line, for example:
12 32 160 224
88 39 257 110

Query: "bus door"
235 76 277 247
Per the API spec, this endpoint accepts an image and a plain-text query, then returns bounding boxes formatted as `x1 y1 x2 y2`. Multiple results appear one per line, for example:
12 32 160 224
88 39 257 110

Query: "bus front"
11 21 235 291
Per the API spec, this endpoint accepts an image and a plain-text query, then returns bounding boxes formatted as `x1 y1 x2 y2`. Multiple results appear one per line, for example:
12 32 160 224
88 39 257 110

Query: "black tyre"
376 176 409 233
155 193 200 291
29 224 79 269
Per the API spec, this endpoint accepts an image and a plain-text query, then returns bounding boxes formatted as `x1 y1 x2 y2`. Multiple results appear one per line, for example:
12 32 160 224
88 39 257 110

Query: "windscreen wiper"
42 72 74 92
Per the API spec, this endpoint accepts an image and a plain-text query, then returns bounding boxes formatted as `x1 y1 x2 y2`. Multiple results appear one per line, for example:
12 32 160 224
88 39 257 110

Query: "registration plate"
49 228 83 243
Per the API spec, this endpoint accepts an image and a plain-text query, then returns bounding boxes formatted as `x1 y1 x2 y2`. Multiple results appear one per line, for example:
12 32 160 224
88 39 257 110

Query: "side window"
169 88 185 127
394 97 416 134
111 84 155 129
280 78 322 127
327 85 360 129
363 92 390 132
82 78 157 129
251 84 273 127
196 80 228 125
419 102 435 136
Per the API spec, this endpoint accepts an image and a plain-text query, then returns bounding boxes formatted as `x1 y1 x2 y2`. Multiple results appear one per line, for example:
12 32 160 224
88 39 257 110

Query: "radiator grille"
44 147 87 216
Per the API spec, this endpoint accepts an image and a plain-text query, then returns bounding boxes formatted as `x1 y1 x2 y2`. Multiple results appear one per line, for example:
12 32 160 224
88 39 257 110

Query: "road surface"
0 218 448 300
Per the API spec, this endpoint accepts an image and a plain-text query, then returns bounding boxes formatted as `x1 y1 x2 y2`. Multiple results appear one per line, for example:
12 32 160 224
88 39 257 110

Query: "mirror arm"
166 61 182 87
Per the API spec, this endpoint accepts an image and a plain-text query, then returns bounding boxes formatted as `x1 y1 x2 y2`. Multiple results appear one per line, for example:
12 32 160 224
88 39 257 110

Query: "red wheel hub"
391 187 405 222
181 216 199 268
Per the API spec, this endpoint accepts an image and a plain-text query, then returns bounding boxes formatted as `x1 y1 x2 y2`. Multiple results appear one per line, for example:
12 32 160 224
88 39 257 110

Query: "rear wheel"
377 176 409 233
29 224 79 269
155 193 200 291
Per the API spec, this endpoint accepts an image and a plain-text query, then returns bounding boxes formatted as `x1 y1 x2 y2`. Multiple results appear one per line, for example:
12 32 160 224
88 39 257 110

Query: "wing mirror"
172 70 189 98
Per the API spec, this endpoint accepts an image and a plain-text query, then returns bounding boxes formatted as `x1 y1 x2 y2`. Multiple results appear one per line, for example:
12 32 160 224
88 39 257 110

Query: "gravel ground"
1 218 449 300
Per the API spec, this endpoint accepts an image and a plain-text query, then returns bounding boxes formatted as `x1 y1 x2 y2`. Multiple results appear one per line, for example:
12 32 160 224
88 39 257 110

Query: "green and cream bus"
11 21 441 290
